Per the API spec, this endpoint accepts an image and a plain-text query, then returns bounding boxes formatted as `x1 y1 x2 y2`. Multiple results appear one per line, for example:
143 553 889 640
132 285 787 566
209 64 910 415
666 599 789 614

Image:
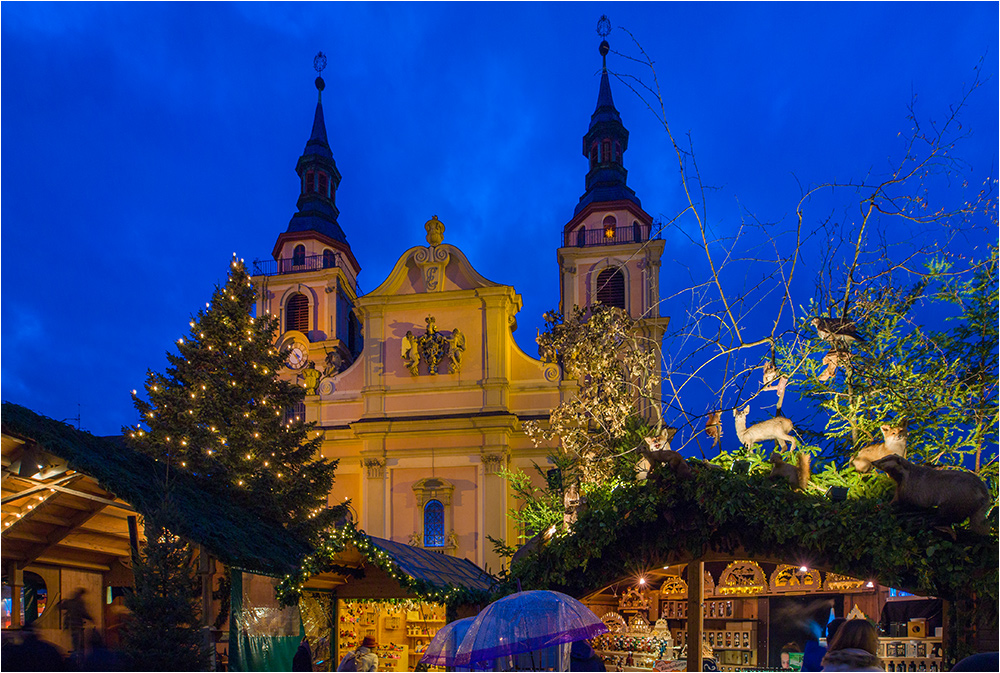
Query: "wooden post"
8 561 24 629
198 546 217 671
687 560 704 672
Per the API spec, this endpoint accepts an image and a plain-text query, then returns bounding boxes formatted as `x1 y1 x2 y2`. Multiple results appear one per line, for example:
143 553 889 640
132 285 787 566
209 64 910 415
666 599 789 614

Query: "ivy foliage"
509 461 997 605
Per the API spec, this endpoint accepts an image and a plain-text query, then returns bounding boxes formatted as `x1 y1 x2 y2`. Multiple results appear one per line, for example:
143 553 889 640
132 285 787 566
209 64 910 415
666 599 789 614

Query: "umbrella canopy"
418 616 477 668
454 590 608 667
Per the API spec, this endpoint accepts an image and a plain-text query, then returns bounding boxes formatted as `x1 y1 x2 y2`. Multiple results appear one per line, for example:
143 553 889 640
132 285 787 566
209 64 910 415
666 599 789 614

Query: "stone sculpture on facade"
417 316 448 375
300 361 321 395
400 316 465 375
401 330 420 375
448 328 466 373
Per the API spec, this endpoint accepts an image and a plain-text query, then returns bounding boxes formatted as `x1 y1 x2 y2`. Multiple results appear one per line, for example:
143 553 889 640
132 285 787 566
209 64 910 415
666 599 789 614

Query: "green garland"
510 461 997 606
274 524 496 608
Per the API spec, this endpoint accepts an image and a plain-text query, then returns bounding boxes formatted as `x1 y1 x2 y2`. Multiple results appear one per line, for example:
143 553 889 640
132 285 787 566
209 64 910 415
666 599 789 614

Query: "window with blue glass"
423 499 445 547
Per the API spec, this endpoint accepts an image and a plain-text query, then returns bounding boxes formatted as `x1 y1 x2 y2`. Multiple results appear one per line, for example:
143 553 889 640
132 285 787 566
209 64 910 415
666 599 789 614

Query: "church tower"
557 36 666 326
252 54 363 385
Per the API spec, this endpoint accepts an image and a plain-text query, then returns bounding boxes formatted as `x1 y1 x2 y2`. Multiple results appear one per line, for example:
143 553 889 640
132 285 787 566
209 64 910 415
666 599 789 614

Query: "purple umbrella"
418 616 481 668
454 590 608 667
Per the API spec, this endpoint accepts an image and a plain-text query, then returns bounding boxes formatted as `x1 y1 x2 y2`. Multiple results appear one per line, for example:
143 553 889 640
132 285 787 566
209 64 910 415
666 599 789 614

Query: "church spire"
285 52 348 244
574 24 641 215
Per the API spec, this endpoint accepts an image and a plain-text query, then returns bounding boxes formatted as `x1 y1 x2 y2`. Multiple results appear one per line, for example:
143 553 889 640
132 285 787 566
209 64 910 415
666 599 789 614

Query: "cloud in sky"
2 2 996 436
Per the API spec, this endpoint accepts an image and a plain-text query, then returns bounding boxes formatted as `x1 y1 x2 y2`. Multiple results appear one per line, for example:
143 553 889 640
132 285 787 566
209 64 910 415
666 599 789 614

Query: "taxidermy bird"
852 422 908 473
734 405 797 451
811 317 864 343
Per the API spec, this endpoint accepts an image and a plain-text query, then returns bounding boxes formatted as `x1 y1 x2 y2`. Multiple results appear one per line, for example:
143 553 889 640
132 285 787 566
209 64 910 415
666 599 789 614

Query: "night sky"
2 2 997 438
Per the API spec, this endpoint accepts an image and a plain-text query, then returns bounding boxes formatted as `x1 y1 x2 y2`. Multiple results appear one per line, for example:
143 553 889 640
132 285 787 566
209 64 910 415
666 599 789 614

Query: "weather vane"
596 15 611 39
313 51 327 94
313 51 328 74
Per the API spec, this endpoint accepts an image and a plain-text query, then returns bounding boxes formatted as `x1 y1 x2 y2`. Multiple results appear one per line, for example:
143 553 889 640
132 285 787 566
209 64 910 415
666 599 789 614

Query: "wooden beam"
22 500 109 566
1 473 82 504
13 477 135 512
32 555 111 572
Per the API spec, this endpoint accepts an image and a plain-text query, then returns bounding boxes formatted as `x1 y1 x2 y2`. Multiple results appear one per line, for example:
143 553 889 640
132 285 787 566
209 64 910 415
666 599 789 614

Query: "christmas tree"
126 257 343 540
121 506 211 671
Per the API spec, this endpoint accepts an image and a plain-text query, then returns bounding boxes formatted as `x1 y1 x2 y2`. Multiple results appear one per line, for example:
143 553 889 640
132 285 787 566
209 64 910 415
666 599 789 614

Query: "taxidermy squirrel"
871 455 990 536
769 452 811 490
705 411 723 448
852 423 908 473
734 405 797 451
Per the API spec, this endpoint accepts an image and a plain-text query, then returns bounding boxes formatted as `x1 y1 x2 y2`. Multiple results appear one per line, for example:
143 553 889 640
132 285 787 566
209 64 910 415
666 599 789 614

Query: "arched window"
305 171 315 194
633 220 642 242
596 267 626 309
603 215 617 241
318 172 328 198
285 293 309 333
282 401 305 425
614 141 622 163
590 142 599 169
576 227 586 247
423 500 445 547
601 139 611 163
323 249 336 269
293 244 306 266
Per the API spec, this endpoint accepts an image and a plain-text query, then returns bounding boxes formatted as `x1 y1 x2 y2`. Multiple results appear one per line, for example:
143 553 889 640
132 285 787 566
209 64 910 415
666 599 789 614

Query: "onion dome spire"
574 17 641 215
285 51 348 244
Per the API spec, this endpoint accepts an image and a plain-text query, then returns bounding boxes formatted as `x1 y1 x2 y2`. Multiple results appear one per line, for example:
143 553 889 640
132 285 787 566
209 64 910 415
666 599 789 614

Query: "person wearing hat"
337 635 378 672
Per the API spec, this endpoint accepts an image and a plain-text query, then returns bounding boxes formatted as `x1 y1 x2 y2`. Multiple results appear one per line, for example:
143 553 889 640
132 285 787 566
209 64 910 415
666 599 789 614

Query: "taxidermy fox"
871 454 990 535
640 427 692 480
852 423 908 473
770 452 811 490
734 405 797 451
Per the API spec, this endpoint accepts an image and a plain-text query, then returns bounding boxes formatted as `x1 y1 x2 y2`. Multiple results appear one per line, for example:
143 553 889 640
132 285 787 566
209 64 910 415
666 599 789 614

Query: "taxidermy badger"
871 455 990 535
852 423 908 473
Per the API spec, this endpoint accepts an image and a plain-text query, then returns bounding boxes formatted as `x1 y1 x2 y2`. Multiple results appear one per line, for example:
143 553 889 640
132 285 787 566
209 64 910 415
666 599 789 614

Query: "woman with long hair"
820 619 883 671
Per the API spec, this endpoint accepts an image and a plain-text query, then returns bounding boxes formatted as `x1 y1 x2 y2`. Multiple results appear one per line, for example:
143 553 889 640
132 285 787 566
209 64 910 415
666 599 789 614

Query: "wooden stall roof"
2 403 311 576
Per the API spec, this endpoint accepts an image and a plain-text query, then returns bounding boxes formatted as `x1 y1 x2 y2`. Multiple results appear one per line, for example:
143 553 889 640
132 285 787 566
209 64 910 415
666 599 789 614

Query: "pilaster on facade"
362 456 386 479
480 451 509 476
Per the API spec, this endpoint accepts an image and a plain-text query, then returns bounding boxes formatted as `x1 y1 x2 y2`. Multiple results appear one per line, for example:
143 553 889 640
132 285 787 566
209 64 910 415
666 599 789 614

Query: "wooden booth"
583 560 945 672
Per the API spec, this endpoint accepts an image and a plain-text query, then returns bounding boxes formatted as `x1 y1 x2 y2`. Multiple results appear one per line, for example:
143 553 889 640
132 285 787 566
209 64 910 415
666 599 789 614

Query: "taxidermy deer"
734 405 797 452
770 452 811 491
812 317 864 344
852 423 908 473
705 411 723 448
871 455 990 536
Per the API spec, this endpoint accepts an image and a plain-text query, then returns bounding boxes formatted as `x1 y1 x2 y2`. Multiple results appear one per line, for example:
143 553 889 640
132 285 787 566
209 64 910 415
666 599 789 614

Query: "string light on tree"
125 257 345 542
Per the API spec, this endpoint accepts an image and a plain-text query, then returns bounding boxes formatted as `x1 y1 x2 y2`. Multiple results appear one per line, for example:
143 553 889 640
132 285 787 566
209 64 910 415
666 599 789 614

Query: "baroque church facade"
251 40 666 574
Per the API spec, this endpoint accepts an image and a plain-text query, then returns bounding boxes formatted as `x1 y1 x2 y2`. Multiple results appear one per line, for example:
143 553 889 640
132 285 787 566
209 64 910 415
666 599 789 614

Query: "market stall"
582 561 946 672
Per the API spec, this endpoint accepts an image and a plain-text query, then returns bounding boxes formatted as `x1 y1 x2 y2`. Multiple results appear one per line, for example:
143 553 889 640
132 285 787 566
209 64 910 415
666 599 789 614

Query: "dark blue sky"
2 2 997 437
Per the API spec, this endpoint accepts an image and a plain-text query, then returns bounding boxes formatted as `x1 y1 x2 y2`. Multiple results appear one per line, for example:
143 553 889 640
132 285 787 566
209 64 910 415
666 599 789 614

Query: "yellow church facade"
251 39 664 575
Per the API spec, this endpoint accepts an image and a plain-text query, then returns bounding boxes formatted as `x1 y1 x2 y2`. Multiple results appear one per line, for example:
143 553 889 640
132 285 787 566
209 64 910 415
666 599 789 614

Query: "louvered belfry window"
285 293 309 333
424 500 445 547
596 267 626 309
